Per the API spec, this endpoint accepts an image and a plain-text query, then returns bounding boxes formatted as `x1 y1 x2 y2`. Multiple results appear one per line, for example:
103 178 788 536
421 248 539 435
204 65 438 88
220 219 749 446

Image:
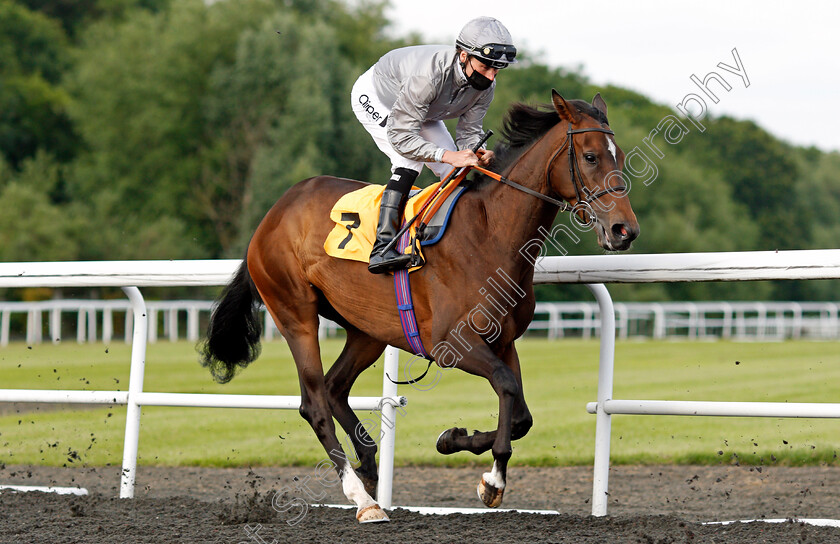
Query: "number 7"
338 212 361 249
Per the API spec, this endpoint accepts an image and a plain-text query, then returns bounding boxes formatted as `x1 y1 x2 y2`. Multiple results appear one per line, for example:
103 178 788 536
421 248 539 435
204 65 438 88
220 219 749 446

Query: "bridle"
555 125 626 210
474 123 627 220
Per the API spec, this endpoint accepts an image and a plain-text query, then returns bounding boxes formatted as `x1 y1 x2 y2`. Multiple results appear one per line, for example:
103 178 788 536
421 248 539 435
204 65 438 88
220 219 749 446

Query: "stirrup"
368 249 411 274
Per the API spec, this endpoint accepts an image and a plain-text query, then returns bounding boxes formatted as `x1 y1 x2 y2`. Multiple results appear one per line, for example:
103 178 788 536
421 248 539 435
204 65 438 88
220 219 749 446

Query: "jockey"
351 16 517 274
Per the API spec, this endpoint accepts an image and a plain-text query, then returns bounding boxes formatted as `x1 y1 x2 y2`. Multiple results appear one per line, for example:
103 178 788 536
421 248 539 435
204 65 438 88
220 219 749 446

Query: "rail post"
377 346 400 508
586 283 616 517
119 287 148 499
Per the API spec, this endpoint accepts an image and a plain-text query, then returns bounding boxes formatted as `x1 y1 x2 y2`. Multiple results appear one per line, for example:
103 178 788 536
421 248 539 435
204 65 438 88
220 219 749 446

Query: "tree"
65 0 397 258
6 0 837 306
0 1 77 168
0 152 81 261
684 117 804 250
18 0 172 38
199 13 348 251
226 13 393 249
66 0 280 257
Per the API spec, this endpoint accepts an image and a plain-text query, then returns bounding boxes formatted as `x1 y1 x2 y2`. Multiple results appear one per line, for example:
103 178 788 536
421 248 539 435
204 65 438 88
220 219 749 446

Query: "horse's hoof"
436 427 468 455
356 504 390 523
477 477 505 508
360 475 378 498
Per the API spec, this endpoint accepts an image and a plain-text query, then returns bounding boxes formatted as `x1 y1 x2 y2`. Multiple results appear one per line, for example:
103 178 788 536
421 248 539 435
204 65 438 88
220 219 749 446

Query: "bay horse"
200 90 639 523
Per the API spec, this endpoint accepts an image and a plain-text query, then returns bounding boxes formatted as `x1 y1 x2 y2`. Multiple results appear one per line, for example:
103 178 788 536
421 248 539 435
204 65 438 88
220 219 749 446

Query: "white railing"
531 300 840 340
2 249 840 516
531 249 840 517
7 298 837 347
0 299 344 346
0 261 405 509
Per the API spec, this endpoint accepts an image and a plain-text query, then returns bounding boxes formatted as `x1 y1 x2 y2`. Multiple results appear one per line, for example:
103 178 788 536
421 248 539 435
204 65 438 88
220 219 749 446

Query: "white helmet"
455 16 517 69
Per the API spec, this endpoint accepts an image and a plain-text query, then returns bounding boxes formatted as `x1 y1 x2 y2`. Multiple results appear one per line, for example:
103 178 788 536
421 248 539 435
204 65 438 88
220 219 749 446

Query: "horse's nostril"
612 224 629 239
611 223 639 244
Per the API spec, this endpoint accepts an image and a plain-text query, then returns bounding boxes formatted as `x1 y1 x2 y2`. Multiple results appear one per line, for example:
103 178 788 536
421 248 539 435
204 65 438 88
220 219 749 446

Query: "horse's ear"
551 89 580 123
592 92 608 117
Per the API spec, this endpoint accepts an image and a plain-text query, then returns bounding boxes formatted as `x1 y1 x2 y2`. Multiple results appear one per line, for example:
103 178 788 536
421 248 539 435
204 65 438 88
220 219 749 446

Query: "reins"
472 124 626 216
471 165 569 210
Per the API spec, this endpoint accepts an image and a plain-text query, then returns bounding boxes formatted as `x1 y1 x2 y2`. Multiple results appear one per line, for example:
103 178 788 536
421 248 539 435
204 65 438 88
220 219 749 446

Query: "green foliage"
683 116 805 250
487 62 589 129
0 1 77 168
67 0 280 256
786 150 840 300
1 0 839 302
18 0 171 38
0 74 78 166
202 12 356 249
0 0 69 81
0 154 82 261
63 0 394 257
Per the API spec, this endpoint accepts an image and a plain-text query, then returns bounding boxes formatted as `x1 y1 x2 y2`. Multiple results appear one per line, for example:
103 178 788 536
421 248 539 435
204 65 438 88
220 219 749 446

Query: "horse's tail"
199 256 263 384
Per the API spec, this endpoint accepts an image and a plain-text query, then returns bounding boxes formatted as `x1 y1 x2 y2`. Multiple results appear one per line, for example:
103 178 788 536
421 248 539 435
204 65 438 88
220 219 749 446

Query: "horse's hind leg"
250 264 388 523
277 322 388 522
324 327 387 497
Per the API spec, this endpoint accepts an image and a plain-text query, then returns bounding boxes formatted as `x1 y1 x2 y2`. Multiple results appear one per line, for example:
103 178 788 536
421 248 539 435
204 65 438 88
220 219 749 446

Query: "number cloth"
324 184 431 270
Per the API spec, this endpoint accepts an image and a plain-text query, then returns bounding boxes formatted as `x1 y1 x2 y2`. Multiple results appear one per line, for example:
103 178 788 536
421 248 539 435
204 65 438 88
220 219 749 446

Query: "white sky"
386 0 840 152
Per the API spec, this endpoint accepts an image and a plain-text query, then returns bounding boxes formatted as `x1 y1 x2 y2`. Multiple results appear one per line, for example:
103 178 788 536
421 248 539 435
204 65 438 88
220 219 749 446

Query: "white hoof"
477 477 505 508
356 504 390 523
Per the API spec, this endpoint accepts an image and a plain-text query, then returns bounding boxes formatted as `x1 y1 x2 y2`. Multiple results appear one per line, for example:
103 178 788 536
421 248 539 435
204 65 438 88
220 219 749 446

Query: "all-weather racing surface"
2 463 840 543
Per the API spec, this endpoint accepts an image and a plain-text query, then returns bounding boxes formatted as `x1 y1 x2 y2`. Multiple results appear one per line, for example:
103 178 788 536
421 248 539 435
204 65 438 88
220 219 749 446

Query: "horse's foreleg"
436 344 532 456
436 341 523 508
478 362 517 508
500 343 533 441
436 395 532 453
324 328 386 498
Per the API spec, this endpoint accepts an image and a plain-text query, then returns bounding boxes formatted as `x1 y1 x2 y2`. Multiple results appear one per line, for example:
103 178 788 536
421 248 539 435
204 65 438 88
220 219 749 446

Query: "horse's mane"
482 99 609 179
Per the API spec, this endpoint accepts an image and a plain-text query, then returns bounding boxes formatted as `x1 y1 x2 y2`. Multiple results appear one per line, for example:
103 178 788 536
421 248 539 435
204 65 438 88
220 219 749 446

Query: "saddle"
324 177 469 272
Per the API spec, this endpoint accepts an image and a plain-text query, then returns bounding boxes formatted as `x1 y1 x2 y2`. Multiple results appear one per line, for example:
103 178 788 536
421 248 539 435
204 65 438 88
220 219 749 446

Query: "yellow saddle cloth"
324 181 445 270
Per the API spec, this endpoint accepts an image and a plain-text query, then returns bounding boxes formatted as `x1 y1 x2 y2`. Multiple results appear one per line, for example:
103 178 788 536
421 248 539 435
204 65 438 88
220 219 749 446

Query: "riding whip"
379 130 494 256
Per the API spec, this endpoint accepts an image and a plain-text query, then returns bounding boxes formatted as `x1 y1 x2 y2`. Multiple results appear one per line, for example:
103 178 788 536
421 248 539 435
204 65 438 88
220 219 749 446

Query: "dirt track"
3 463 840 542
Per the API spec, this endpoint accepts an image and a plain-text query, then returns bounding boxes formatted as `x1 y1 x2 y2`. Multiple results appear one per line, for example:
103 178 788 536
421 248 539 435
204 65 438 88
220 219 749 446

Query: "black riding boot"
368 168 418 274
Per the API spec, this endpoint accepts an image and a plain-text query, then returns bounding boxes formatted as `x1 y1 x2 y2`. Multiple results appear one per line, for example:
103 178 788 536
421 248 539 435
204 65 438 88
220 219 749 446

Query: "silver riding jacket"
371 45 494 163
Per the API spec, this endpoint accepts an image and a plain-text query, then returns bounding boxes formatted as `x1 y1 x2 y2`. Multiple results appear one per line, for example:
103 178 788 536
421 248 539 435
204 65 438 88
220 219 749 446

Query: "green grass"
1 339 839 468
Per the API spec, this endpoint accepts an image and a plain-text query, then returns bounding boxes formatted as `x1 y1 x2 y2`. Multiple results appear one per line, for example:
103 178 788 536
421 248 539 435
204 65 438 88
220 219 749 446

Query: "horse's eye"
584 153 597 165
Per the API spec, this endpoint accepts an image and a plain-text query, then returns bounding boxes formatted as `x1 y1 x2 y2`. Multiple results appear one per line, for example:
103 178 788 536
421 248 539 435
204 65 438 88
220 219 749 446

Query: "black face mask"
462 58 493 91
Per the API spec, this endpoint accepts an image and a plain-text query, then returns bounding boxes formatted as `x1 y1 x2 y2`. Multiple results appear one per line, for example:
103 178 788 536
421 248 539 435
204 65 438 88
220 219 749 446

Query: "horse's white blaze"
482 461 505 490
606 135 617 162
341 461 377 508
